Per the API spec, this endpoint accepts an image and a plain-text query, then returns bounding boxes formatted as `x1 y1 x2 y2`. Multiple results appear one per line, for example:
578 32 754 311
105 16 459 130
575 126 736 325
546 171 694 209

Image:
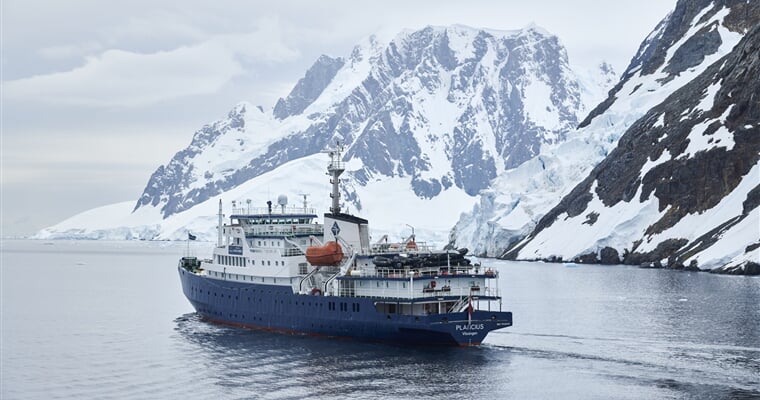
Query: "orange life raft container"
305 241 344 266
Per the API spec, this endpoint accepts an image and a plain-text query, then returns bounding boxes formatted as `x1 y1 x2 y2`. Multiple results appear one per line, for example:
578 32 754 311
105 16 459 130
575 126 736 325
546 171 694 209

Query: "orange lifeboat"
305 241 344 266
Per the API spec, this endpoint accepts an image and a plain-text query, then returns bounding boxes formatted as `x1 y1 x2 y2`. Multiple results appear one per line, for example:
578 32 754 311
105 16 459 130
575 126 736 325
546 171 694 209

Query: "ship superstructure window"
215 255 247 267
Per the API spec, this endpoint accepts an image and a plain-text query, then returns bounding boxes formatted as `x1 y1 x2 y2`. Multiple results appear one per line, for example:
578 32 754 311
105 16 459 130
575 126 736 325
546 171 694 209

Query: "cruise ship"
178 146 512 346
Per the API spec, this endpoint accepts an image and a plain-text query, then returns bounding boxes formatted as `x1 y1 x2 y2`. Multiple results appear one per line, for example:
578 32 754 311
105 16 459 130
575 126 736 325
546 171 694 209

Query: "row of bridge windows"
216 255 284 268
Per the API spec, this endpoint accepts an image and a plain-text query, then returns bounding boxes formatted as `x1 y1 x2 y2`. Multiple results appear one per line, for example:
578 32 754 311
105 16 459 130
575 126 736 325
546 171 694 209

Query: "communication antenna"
298 193 309 212
323 141 345 215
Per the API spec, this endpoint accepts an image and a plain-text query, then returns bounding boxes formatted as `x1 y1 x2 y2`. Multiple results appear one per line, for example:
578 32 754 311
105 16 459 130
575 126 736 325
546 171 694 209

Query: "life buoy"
430 280 436 288
311 287 322 296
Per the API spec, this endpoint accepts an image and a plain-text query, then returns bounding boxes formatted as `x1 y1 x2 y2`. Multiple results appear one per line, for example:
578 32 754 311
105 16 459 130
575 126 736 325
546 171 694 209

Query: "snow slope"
452 0 753 263
452 0 760 273
37 24 613 247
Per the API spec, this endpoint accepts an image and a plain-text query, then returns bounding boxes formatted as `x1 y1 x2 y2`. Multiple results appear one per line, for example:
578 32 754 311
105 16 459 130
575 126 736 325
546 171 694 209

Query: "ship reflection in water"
173 313 510 398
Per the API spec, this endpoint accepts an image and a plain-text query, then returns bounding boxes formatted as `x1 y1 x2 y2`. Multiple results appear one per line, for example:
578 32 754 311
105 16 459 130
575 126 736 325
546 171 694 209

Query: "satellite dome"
277 194 288 206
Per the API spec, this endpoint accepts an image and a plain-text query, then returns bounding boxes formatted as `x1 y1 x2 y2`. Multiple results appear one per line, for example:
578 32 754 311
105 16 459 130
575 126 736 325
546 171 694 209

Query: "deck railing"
345 266 498 279
231 206 318 215
332 284 500 300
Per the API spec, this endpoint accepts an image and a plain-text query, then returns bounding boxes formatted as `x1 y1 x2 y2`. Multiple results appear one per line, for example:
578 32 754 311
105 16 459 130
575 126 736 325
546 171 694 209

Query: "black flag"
188 232 197 241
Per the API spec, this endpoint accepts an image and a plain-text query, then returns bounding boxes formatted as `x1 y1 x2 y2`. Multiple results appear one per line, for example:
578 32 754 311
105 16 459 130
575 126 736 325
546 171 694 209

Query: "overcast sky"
1 0 675 237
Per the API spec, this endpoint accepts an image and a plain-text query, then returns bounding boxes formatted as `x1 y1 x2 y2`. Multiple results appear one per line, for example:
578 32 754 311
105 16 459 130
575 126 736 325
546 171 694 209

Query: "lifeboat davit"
305 241 344 266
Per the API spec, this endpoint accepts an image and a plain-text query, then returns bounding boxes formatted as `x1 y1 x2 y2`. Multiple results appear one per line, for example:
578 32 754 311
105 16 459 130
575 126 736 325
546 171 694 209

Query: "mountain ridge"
451 0 759 274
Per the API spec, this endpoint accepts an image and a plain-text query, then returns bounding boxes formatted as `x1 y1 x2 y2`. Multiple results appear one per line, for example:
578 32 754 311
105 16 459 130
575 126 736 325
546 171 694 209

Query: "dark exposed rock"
508 19 760 270
273 55 345 120
663 25 722 78
712 261 760 275
623 238 689 266
746 262 760 275
600 247 621 265
579 0 759 128
582 212 599 226
743 184 760 214
574 252 598 264
411 177 442 199
684 259 701 271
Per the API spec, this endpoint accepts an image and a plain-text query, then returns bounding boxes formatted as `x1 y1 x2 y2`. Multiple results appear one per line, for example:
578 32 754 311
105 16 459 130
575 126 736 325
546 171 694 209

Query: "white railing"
231 206 318 215
346 267 498 279
334 284 500 300
245 225 324 237
364 241 435 255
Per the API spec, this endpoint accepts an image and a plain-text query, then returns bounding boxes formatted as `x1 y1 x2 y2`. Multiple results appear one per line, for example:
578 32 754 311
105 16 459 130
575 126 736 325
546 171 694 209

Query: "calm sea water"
2 239 758 399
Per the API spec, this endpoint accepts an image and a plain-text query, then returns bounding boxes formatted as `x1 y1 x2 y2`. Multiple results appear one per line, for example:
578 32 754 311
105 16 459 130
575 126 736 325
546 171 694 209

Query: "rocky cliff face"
132 25 609 220
451 0 758 274
510 21 759 272
580 0 758 128
273 55 346 120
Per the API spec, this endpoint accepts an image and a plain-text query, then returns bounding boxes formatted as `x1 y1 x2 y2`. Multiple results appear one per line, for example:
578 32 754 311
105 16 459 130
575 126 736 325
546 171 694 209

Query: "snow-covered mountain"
36 24 613 244
452 0 759 274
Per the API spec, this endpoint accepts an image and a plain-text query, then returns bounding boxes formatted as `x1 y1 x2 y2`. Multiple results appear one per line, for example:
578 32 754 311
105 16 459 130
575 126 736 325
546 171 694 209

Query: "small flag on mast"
188 232 197 241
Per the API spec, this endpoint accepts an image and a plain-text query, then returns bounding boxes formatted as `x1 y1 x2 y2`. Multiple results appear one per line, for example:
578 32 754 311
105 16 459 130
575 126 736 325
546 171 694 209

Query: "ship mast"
326 143 344 215
217 199 223 247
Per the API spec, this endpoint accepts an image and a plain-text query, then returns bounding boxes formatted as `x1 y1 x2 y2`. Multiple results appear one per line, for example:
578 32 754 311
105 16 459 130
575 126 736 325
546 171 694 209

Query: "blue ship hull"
179 267 512 346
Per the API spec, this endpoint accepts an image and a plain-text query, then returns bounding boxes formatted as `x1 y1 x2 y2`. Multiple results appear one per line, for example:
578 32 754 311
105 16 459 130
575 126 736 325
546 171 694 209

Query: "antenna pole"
327 143 345 215
217 199 223 247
